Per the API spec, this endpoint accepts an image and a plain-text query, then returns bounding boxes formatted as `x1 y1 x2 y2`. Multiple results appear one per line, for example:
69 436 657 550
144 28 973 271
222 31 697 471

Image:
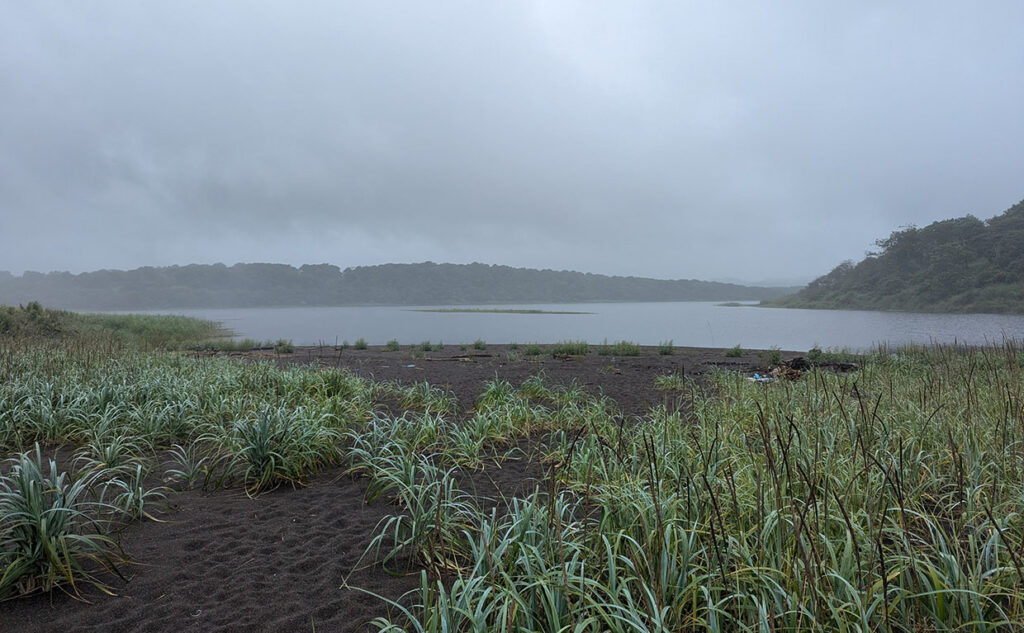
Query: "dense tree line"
0 262 795 310
767 199 1024 314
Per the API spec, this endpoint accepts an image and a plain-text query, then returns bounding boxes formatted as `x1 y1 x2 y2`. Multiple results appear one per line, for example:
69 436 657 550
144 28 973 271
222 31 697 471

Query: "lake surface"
131 303 1024 351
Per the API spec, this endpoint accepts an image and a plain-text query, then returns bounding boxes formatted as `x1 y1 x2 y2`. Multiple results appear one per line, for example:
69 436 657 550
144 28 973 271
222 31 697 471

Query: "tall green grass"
0 302 227 350
5 320 1024 630
0 337 377 599
356 342 1024 631
75 313 228 349
0 446 127 599
551 340 588 356
597 339 642 356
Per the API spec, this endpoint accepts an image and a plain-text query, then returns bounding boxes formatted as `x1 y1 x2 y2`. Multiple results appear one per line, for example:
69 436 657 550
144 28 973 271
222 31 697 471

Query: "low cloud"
2 1 1022 281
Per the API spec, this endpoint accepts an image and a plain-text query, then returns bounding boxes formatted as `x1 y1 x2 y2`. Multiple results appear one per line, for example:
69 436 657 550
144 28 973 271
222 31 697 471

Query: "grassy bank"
0 302 227 349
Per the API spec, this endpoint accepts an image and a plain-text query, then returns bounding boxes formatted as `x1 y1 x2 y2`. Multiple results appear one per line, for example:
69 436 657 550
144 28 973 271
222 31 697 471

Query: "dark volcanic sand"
0 344 788 633
264 343 779 417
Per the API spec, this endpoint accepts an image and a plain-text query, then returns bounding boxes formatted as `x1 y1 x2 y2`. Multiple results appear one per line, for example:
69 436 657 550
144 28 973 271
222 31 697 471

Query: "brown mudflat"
0 344 791 633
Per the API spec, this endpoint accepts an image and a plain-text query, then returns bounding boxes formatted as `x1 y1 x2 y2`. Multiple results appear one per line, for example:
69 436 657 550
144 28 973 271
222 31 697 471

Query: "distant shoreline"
0 261 798 311
407 308 594 315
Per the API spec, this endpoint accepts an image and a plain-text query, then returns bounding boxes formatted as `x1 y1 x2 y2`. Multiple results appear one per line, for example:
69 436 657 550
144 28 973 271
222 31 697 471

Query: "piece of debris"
786 356 860 373
770 365 803 381
786 356 811 371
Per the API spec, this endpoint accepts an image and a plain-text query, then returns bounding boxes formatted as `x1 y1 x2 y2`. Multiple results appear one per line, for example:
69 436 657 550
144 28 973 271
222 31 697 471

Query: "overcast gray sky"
2 1 1022 284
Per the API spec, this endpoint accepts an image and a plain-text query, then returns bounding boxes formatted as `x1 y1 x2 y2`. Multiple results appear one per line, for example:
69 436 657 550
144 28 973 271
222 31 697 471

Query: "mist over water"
126 303 1024 351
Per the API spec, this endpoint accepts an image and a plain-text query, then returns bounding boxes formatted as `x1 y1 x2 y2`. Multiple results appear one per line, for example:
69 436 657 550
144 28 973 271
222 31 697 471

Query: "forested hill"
0 262 797 310
766 199 1024 314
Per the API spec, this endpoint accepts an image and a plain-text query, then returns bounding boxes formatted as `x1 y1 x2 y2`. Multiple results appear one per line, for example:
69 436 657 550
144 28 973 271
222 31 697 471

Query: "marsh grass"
724 343 744 357
194 338 262 352
759 345 783 366
0 328 383 600
75 313 227 350
597 339 641 356
6 322 1024 630
0 446 126 600
400 382 458 415
165 443 210 489
225 407 341 494
519 373 552 400
653 372 687 391
103 463 168 521
272 339 295 354
550 340 588 356
0 346 374 486
359 342 1024 631
1 303 226 350
523 343 544 356
195 337 302 353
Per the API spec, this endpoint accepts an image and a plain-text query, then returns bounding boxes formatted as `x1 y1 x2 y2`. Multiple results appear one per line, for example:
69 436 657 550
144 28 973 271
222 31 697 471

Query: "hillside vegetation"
768 199 1024 313
0 262 796 310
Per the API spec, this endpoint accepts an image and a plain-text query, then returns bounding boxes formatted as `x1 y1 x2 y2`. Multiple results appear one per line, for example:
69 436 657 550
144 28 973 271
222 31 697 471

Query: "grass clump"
354 337 368 350
273 339 295 354
759 345 783 366
725 343 744 357
471 339 486 351
384 339 401 352
0 446 126 600
523 343 544 356
653 372 687 390
400 383 458 415
223 407 341 495
518 373 551 399
550 340 588 356
657 339 674 355
597 339 641 356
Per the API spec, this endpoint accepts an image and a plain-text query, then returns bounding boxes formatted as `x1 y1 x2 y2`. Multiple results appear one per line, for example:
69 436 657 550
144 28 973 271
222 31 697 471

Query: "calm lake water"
133 303 1024 351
